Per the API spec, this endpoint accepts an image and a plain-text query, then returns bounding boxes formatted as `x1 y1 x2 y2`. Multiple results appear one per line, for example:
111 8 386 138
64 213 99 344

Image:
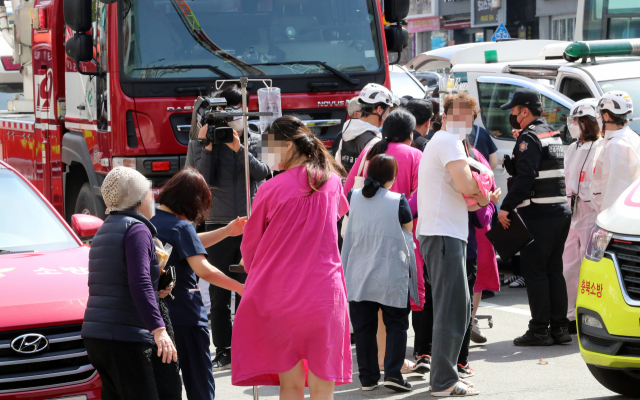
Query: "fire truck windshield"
121 0 383 79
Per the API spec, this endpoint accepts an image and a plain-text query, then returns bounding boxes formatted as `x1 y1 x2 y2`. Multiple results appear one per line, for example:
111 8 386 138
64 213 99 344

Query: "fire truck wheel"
74 183 98 216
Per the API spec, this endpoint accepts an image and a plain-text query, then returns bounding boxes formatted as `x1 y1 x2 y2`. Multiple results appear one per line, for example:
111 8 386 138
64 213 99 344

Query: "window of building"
552 16 576 41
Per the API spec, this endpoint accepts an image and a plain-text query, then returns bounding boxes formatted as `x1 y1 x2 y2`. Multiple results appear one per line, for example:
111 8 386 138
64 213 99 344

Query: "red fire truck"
0 0 408 222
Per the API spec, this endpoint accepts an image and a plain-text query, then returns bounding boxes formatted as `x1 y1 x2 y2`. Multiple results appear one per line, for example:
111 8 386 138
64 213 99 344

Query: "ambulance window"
560 78 593 102
478 82 572 145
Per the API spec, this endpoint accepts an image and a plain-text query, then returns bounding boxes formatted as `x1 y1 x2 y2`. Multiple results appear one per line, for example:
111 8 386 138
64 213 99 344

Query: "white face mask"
448 121 471 141
568 122 581 140
228 118 244 132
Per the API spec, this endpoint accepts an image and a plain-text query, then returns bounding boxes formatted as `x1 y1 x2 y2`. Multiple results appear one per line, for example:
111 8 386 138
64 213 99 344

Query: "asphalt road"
190 287 633 399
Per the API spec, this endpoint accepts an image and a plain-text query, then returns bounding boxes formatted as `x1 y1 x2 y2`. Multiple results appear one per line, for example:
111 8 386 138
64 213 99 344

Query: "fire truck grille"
608 240 640 302
0 324 96 393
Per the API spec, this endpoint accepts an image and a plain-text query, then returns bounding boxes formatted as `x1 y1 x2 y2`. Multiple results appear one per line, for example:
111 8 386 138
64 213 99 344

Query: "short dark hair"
522 105 543 117
362 154 398 199
405 99 433 126
367 108 416 160
215 84 249 107
158 167 212 224
601 109 627 126
578 116 601 142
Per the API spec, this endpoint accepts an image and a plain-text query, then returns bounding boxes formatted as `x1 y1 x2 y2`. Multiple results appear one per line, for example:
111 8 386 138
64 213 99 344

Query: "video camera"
195 97 241 145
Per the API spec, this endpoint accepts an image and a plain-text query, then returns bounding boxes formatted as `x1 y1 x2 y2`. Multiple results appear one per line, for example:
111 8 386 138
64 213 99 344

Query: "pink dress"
232 166 352 386
343 142 425 310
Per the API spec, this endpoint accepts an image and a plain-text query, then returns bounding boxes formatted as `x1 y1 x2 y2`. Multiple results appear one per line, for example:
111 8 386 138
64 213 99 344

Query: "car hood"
597 177 640 236
0 247 90 331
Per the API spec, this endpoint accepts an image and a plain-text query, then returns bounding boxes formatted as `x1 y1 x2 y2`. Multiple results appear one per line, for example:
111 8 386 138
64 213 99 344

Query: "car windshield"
121 0 382 79
0 169 78 253
599 78 640 133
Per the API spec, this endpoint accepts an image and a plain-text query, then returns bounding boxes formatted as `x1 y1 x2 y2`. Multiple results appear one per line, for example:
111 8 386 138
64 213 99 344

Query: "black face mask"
509 110 524 130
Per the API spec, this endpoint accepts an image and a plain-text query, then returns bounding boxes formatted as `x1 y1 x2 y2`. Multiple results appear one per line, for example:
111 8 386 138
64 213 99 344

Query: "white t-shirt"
416 130 469 241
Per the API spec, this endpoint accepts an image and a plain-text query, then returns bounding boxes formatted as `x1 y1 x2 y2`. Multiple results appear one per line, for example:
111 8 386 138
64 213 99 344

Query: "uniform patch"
519 142 528 152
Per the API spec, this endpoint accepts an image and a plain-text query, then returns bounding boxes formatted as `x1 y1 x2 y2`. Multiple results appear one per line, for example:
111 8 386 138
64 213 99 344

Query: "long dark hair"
270 115 346 191
158 167 212 224
367 108 416 160
362 154 398 198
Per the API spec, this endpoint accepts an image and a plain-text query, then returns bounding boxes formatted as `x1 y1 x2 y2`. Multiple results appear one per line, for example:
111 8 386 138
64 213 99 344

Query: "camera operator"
194 102 270 371
186 85 248 168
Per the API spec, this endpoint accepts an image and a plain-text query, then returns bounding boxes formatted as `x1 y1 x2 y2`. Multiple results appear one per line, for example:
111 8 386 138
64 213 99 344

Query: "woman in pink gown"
232 116 352 399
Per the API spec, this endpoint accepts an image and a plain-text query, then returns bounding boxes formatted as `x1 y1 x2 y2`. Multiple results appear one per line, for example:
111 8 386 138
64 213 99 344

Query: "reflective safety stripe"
536 169 565 179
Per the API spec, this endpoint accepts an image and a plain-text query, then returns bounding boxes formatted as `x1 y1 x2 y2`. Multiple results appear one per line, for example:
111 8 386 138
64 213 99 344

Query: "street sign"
491 23 511 42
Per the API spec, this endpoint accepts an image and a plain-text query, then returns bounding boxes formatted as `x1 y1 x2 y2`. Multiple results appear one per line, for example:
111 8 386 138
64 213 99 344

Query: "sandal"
400 359 416 374
432 381 479 397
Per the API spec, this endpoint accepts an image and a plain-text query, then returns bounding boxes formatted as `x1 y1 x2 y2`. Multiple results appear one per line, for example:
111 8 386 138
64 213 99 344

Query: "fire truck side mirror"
66 33 93 63
64 0 92 32
383 0 410 23
384 26 408 53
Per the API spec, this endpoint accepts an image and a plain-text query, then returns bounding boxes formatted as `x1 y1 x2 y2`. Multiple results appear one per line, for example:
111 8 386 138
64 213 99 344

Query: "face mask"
509 110 525 130
228 118 244 132
448 121 471 141
568 121 581 139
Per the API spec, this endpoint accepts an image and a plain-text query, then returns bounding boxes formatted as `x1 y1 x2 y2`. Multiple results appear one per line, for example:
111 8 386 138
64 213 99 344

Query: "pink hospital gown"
231 166 352 386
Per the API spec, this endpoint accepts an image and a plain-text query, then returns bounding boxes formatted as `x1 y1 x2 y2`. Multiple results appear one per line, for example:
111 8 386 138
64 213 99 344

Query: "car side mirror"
65 33 93 63
72 214 104 239
63 0 92 32
384 0 410 23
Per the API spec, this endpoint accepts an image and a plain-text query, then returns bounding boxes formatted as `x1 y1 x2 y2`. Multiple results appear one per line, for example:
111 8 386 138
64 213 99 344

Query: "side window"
560 78 593 102
94 0 108 131
477 82 572 145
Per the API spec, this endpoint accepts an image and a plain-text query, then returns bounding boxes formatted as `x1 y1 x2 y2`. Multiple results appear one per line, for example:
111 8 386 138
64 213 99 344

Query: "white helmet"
597 91 633 115
567 98 600 140
358 83 393 106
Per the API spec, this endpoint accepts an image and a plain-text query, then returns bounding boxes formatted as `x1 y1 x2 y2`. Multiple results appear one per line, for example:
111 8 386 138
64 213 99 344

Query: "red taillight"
39 8 46 29
322 140 333 149
152 161 171 172
1 56 20 71
614 240 632 244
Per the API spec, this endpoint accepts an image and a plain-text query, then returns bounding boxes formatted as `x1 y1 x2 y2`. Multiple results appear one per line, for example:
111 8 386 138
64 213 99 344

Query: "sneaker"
383 377 412 392
513 331 554 346
457 363 475 378
470 324 487 344
509 276 526 288
550 326 572 344
361 383 378 391
412 354 431 374
212 352 231 371
502 275 519 286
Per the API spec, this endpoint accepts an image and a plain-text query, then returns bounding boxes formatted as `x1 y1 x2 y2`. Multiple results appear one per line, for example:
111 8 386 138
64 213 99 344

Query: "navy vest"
81 210 160 343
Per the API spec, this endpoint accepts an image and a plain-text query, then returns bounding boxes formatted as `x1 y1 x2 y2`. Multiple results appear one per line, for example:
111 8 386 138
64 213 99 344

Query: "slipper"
400 359 416 374
432 381 479 397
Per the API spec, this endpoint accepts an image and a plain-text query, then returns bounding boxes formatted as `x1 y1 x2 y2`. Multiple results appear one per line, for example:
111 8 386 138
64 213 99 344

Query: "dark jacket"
81 211 160 344
502 117 569 220
196 130 270 223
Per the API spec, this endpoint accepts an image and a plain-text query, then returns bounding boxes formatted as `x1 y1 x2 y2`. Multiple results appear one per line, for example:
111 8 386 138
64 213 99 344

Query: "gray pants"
419 235 470 392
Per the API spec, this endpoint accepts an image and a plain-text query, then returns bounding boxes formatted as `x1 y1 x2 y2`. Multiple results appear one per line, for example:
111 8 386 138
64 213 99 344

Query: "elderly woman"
82 167 177 400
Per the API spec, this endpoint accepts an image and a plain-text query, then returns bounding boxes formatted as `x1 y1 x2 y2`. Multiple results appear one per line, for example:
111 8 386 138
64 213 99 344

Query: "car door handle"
177 125 191 132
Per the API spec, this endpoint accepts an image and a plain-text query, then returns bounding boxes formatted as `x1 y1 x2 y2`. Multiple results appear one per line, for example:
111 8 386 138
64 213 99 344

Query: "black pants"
85 338 159 400
151 299 182 400
350 300 411 385
414 258 477 365
199 223 245 358
174 326 216 400
521 214 571 334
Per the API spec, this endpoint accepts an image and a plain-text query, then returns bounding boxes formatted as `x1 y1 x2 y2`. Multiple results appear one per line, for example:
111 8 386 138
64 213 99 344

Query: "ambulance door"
473 74 575 205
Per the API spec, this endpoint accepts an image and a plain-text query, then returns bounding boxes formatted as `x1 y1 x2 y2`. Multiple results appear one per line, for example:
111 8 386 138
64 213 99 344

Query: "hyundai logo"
10 334 49 354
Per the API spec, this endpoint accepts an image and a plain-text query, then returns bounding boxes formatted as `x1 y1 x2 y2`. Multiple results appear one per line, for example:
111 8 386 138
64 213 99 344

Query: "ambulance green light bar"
565 39 640 59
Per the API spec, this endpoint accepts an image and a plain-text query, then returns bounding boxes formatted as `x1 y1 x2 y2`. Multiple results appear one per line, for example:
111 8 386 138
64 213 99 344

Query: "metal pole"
239 77 258 399
239 77 252 218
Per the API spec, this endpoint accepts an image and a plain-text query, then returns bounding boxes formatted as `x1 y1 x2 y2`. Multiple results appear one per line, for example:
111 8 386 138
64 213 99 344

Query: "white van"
408 39 640 201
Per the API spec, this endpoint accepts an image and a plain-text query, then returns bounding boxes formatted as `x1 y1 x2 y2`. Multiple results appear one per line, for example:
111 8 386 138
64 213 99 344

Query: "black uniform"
502 117 571 335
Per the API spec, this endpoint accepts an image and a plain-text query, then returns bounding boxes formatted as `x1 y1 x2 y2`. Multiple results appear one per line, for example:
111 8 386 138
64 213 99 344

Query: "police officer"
498 88 572 346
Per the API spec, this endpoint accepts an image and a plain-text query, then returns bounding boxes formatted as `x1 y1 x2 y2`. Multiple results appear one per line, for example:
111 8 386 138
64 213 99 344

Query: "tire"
73 183 98 216
587 364 640 397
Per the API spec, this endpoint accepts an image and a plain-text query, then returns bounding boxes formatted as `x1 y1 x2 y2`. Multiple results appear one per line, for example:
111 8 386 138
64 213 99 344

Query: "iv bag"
258 87 282 133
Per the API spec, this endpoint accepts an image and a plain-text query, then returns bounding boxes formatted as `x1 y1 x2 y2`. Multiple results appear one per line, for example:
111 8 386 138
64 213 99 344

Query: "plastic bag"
153 238 173 272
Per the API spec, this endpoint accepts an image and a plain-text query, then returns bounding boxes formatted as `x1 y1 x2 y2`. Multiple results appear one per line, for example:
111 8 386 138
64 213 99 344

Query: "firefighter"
498 88 572 347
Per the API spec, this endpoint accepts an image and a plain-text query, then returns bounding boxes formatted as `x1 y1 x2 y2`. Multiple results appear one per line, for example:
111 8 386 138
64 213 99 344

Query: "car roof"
572 58 640 82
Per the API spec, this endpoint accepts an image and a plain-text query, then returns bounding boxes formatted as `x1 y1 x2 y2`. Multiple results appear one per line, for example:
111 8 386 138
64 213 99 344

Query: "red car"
0 160 103 399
